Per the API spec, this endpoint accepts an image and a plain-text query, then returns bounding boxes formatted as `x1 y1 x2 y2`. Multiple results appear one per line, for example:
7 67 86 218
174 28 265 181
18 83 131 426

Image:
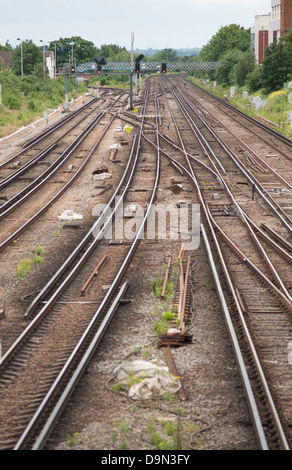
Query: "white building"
251 1 292 65
271 0 281 42
43 50 55 79
251 13 272 65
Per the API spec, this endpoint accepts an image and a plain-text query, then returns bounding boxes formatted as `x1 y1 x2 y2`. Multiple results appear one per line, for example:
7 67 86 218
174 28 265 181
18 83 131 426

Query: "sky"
0 0 271 51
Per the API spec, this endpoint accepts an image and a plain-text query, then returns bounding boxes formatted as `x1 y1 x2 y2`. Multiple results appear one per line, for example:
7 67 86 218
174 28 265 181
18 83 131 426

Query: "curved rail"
0 97 98 171
0 94 127 252
3 79 160 450
173 85 292 235
189 80 292 151
26 88 161 451
147 76 290 449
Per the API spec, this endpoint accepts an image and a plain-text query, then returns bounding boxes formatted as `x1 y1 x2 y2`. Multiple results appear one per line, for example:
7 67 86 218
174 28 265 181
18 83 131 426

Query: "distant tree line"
1 28 292 95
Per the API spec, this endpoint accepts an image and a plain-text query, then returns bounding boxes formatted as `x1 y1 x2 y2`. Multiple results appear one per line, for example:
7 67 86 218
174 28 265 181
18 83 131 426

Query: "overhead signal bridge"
60 58 219 111
74 61 219 74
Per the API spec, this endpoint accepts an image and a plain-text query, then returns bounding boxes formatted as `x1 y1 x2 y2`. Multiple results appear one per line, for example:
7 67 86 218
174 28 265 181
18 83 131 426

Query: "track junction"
0 74 291 450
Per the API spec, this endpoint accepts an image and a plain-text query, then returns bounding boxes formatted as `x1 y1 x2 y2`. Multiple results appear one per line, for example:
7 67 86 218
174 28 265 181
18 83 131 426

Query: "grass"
16 258 32 280
0 73 137 139
15 246 47 280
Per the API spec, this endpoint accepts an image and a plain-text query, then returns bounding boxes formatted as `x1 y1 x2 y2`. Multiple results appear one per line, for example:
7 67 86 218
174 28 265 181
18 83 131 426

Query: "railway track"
157 75 292 449
177 79 292 232
0 93 131 252
0 79 163 450
0 74 291 450
0 97 101 188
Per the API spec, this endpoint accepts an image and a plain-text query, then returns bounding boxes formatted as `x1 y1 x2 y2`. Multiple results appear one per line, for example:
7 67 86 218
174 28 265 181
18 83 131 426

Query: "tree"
261 39 292 93
12 40 43 76
215 49 244 87
95 44 130 61
152 49 178 62
199 24 251 62
49 37 98 69
233 51 256 87
245 66 264 93
0 41 12 51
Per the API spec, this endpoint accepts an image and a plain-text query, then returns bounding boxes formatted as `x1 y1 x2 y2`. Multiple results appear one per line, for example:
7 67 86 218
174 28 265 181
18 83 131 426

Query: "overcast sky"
0 0 271 51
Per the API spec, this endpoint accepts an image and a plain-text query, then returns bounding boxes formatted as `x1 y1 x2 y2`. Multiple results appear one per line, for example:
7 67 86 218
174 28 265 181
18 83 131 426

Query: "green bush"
4 95 21 110
28 99 36 110
246 66 264 93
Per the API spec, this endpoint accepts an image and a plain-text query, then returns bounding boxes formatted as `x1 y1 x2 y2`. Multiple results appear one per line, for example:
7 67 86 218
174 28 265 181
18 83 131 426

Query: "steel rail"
149 134 290 449
0 95 126 253
143 130 270 448
200 224 270 450
24 132 137 318
21 98 100 149
174 86 292 234
146 79 290 448
163 82 226 176
0 97 98 170
0 99 103 190
13 80 160 450
0 91 140 353
178 84 292 225
0 142 57 189
0 108 136 368
0 112 103 218
188 80 292 152
181 83 292 189
23 83 151 319
143 131 292 311
161 82 292 305
163 83 291 302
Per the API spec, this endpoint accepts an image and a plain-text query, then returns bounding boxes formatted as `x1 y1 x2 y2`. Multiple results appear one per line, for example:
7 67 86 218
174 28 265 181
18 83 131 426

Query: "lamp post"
54 42 57 78
40 40 46 79
17 38 23 77
131 32 134 64
70 42 74 66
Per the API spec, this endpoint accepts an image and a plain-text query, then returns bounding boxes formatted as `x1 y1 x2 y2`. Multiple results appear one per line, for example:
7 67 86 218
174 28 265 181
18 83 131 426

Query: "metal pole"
129 72 133 110
17 38 23 77
65 73 69 112
131 32 134 67
54 43 57 78
20 41 23 77
40 40 45 79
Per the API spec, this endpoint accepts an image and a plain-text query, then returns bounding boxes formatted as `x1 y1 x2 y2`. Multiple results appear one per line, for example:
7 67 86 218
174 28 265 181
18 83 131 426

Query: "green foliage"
0 41 13 51
152 48 178 62
261 38 292 93
199 24 251 62
12 40 43 76
16 258 32 280
153 318 169 337
66 432 82 447
49 36 98 70
195 24 292 96
4 95 21 110
0 65 87 137
266 90 289 113
151 273 163 297
95 43 130 61
195 24 255 88
245 66 264 93
233 51 255 87
215 49 244 87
